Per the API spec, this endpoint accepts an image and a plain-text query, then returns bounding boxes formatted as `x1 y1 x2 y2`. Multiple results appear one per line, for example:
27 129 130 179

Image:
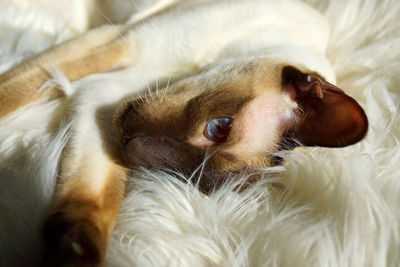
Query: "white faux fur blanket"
0 0 399 266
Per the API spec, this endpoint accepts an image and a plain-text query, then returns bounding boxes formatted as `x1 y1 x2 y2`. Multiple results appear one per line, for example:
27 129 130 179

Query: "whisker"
95 7 128 45
156 79 159 96
191 148 215 188
94 7 134 61
146 80 153 97
163 73 172 98
135 91 146 104
127 0 139 11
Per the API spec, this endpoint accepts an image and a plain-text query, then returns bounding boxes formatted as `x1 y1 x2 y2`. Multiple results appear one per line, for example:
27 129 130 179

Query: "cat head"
115 58 368 192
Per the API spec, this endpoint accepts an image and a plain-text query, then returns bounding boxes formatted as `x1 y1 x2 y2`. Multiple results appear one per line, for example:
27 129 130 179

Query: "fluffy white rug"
1 0 399 266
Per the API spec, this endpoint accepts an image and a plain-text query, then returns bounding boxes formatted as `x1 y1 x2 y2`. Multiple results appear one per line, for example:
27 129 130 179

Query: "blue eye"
204 117 233 144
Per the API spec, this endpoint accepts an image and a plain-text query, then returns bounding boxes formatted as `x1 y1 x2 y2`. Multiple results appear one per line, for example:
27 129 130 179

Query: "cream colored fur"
0 0 399 266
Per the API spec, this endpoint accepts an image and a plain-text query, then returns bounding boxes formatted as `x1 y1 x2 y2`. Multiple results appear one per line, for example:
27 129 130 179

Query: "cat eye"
204 117 233 144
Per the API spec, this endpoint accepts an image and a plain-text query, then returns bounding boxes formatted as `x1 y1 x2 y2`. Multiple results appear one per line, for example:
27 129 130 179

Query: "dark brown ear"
282 66 368 147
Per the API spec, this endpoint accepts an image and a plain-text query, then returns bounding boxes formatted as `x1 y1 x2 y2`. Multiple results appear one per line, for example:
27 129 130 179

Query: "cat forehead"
115 59 287 133
141 59 285 113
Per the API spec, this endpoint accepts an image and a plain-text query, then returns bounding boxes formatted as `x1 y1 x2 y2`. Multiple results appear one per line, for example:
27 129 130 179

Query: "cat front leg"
42 153 128 266
41 85 130 266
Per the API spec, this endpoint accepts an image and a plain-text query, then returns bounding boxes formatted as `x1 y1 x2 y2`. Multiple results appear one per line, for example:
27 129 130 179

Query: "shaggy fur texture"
0 0 399 266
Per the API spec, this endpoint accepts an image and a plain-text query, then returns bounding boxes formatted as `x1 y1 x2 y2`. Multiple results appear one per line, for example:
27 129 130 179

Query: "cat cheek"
225 94 297 155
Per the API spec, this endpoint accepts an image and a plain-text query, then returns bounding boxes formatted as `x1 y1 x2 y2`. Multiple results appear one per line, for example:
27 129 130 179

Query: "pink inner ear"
293 89 368 147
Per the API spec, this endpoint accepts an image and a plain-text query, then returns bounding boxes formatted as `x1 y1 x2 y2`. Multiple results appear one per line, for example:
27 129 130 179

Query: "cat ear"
282 66 368 147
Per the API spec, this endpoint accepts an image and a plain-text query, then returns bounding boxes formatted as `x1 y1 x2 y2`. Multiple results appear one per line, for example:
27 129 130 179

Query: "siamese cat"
0 0 368 265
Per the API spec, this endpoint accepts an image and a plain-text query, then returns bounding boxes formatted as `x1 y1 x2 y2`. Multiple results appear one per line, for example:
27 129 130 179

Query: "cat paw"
42 213 106 267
